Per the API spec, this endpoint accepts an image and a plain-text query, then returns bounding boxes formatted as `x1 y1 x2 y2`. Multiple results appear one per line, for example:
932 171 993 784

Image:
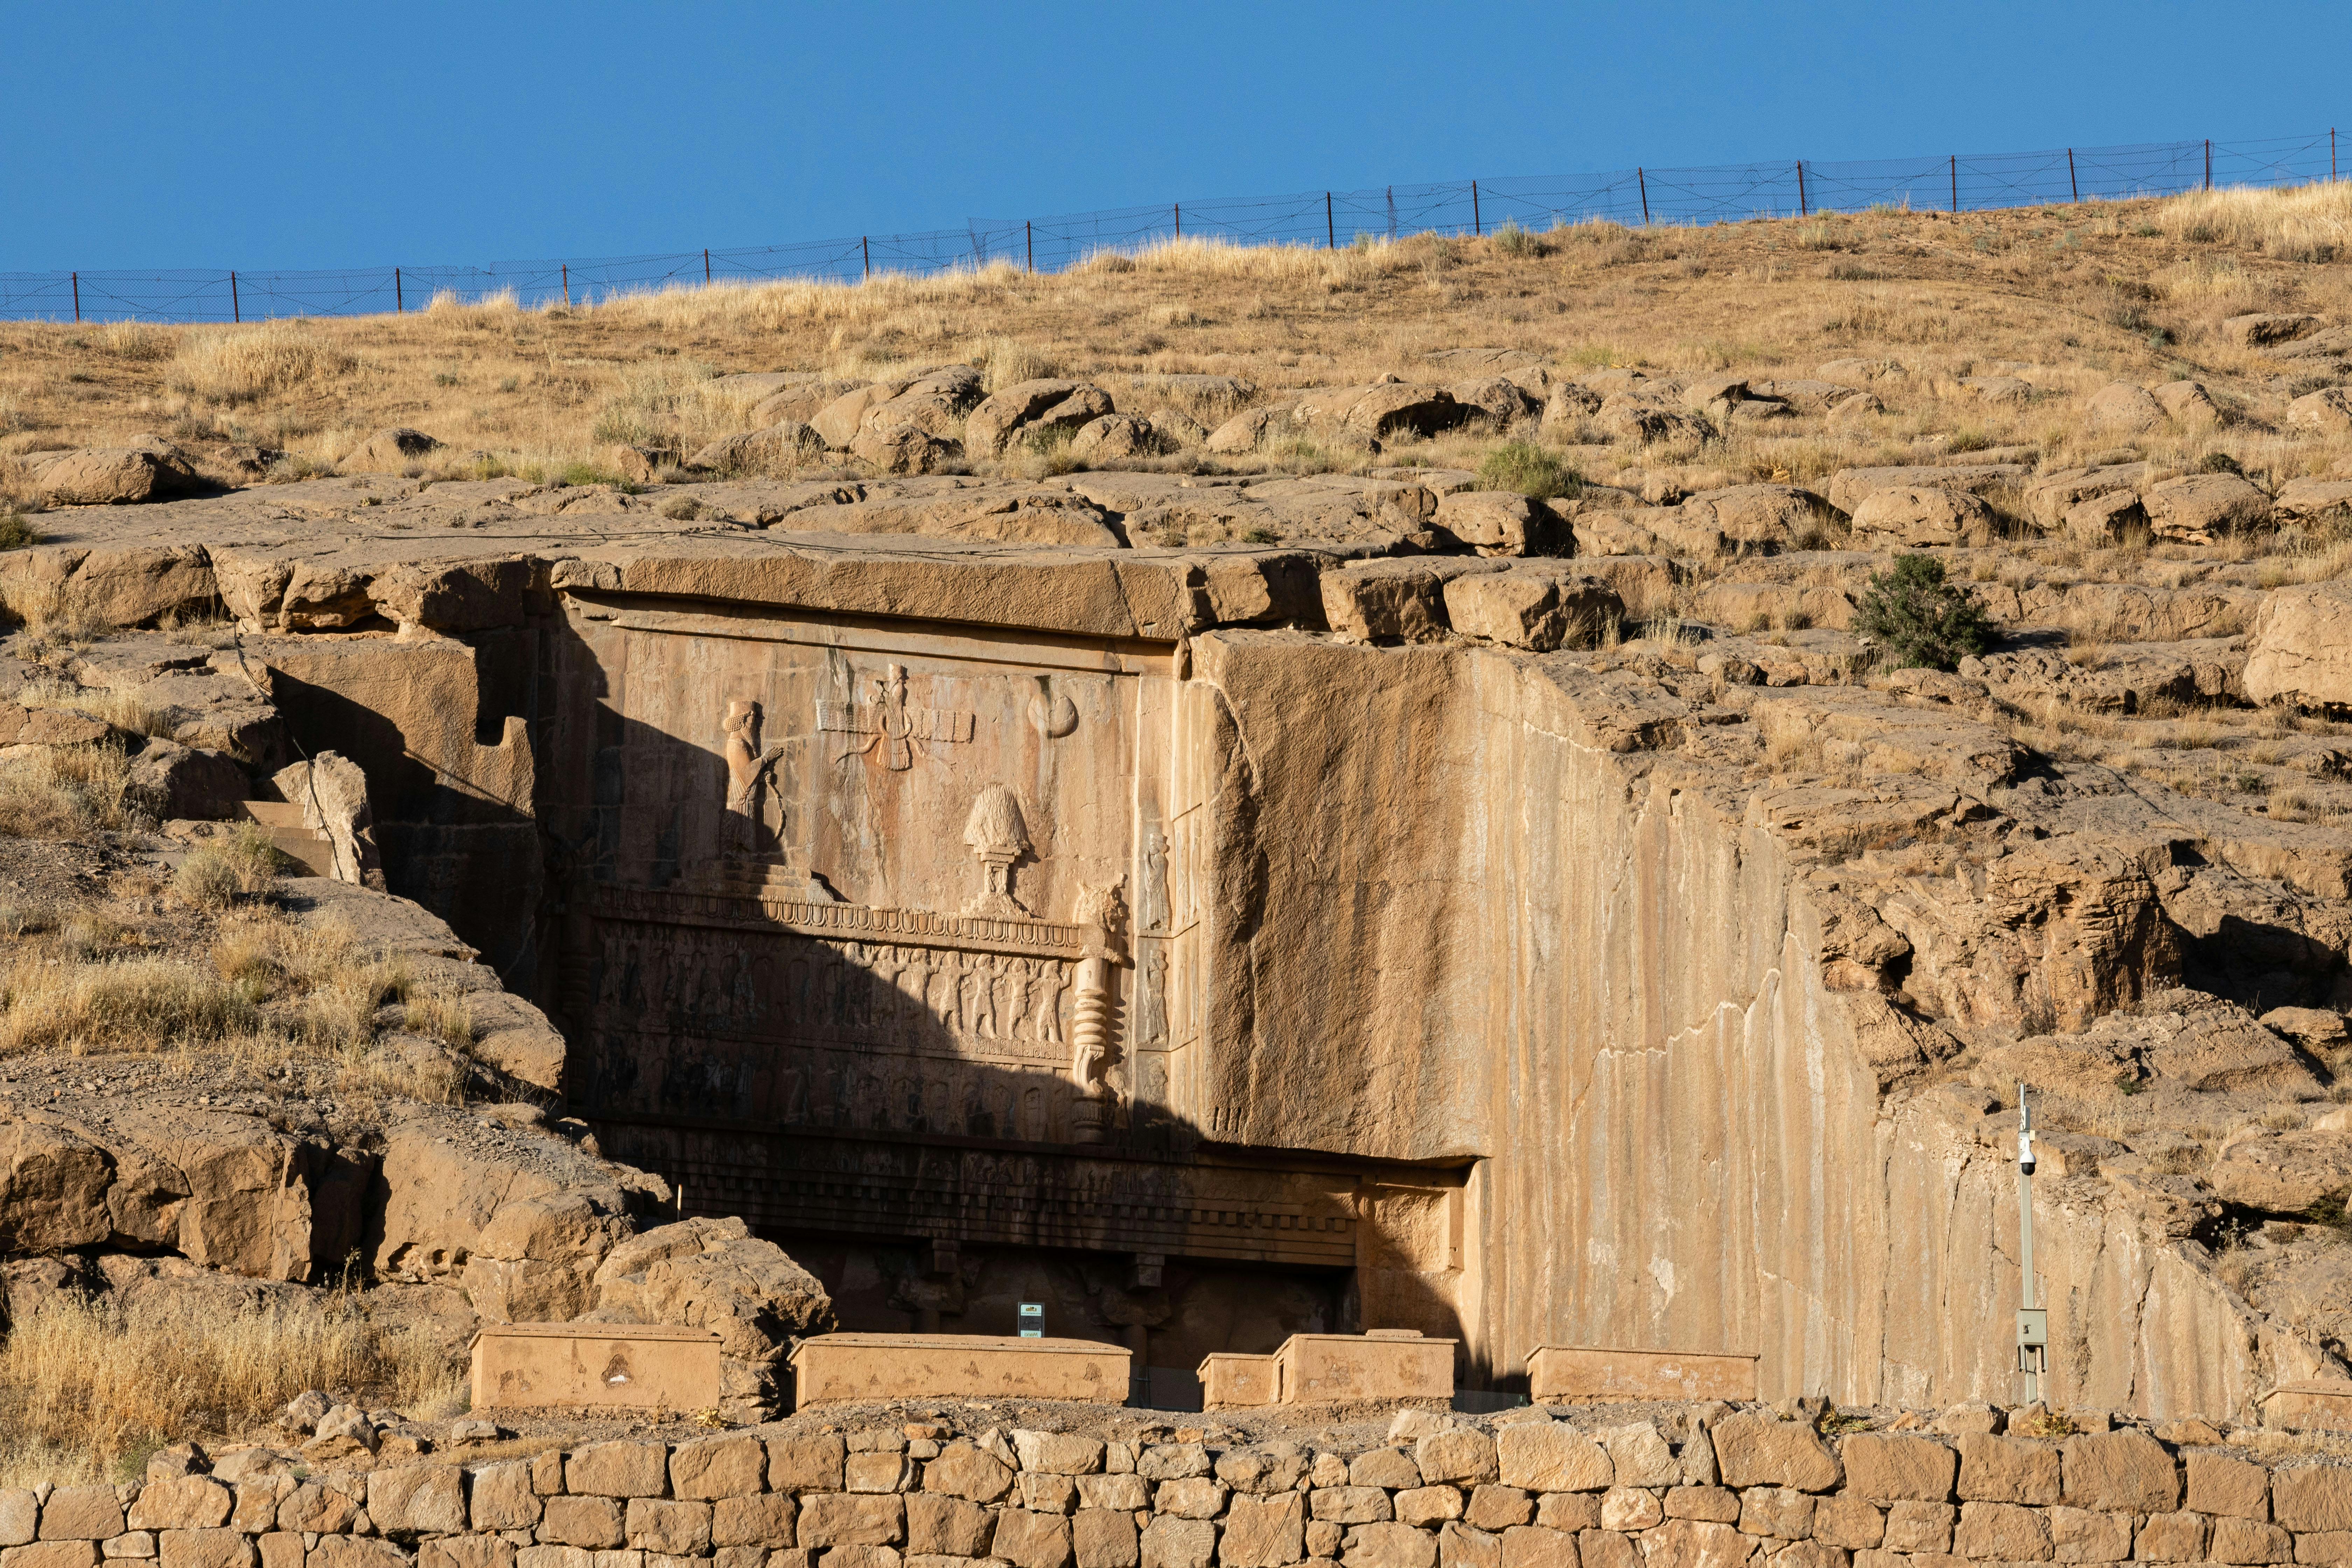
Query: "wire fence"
1 128 2341 326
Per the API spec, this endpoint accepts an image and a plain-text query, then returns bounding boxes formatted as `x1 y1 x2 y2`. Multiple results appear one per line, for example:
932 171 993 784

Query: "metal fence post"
1638 168 1650 225
703 248 711 284
2334 127 2339 182
231 271 240 324
2204 139 2212 190
2067 149 2079 204
1172 204 1179 239
562 264 570 307
1386 186 1396 239
1325 192 1334 249
861 237 870 280
1026 221 1034 273
1797 161 1808 217
1471 180 1482 236
395 268 403 313
71 272 79 323
1949 156 1957 214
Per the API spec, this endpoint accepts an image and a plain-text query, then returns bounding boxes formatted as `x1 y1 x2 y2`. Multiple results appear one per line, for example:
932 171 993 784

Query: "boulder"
130 740 247 821
2220 313 2320 347
2063 490 2147 545
965 381 1116 457
1442 571 1622 653
1596 394 1710 445
1341 384 1468 441
1069 415 1166 463
2143 472 2272 542
1434 492 1567 556
0 1118 115 1252
2277 478 2352 524
810 383 913 449
1320 565 1450 643
1204 406 1290 455
1450 378 1541 425
1818 357 1904 384
35 441 208 506
1850 486 1996 547
1828 464 2029 517
604 444 680 484
270 751 383 888
2246 580 2352 709
2086 383 2165 433
1751 379 1869 415
591 1213 834 1362
687 423 827 478
849 424 962 476
462 1192 633 1322
1147 408 1210 447
2022 463 2149 528
2288 388 2352 434
338 428 442 474
2152 380 2222 427
1959 375 2033 404
751 378 866 428
1679 484 1823 547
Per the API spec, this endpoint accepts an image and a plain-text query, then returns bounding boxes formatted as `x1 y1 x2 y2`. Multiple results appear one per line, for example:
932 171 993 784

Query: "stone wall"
34 1404 2352 1568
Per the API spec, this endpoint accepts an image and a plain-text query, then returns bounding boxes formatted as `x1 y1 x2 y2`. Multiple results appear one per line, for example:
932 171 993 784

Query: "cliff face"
1190 631 2304 1418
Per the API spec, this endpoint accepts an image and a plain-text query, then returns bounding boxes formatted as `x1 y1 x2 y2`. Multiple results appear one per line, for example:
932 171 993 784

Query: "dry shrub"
404 982 475 1051
0 1292 463 1484
168 322 357 404
0 743 139 839
2155 181 2352 262
16 679 170 738
975 336 1062 392
0 955 257 1054
96 322 173 363
172 825 286 909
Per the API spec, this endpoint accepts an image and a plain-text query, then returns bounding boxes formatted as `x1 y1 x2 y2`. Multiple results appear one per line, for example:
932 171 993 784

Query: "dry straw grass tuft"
0 742 141 839
168 321 357 404
2155 181 2352 262
0 1292 462 1484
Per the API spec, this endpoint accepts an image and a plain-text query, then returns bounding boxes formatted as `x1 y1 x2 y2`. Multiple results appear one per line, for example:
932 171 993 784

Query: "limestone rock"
1494 1423 1612 1493
2221 313 2320 347
2152 380 2222 427
1442 570 1622 653
2276 478 2352 523
1434 492 1566 556
752 378 866 429
2087 383 2165 432
1959 375 2032 404
131 741 247 821
2209 1131 2352 1213
1068 415 1165 463
1450 378 1541 425
849 424 962 476
1849 486 1995 548
2247 580 2352 709
689 424 827 478
2021 463 2147 527
965 382 1116 457
1596 394 1709 445
36 442 208 506
1203 406 1290 454
590 1214 834 1363
2143 472 2272 542
1827 463 2029 517
2063 489 2147 544
2287 387 2352 434
1710 1413 1841 1492
270 752 383 888
339 429 442 474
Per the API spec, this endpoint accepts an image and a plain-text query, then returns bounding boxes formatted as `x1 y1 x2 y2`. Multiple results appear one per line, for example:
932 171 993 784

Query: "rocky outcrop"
2245 581 2352 710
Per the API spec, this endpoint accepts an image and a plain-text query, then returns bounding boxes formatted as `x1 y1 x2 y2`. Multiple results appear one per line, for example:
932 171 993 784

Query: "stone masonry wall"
27 1403 2352 1568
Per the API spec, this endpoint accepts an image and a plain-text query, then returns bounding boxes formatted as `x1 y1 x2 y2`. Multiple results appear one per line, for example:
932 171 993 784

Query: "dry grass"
0 742 141 839
167 321 359 405
172 825 286 909
0 1291 462 1484
2154 182 2352 263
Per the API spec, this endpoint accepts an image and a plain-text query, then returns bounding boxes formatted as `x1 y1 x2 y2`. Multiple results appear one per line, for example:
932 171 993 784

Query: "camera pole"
2017 1082 2048 1402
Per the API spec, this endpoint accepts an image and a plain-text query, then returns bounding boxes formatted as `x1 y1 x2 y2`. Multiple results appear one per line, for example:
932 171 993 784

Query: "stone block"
905 1495 995 1560
228 1481 289 1537
2210 1518 2292 1564
1596 1429 1676 1491
420 1543 515 1568
1710 1413 1842 1492
542 1498 629 1551
516 1551 590 1568
533 1452 566 1496
790 1335 1129 1406
1140 1517 1214 1568
2063 1433 2179 1514
1841 1436 1956 1503
1954 1501 2049 1561
1140 1447 1212 1483
1495 1426 1613 1493
275 1484 358 1536
798 1497 905 1549
1321 568 1449 644
474 1324 721 1413
1665 1490 1741 1526
771 1436 849 1494
674 1436 768 1499
1953 1435 2060 1505
1631 1518 1750 1568
1075 1509 1138 1568
2294 1533 2352 1566
2048 1506 2131 1563
368 1466 467 1536
1437 1524 1497 1568
156 1534 251 1568
1076 1477 1150 1513
1576 1532 1636 1568
1021 1475 1078 1515
1277 1334 1455 1403
813 1548 899 1568
1401 1490 1468 1529
1198 1355 1277 1410
1309 1521 1347 1561
1523 1348 1758 1404
1533 1497 1598 1533
1315 1489 1395 1525
1598 1491 1660 1533
1462 1491 1525 1531
1216 1448 1308 1497
2135 1512 2207 1561
1016 1433 1108 1477
923 1446 1014 1505
848 1456 916 1495
569 1444 674 1500
992 1510 1074 1568
1154 1481 1226 1521
128 1483 231 1534
0 1494 34 1548
1811 1496 1881 1549
307 1545 405 1568
43 1491 127 1542
1348 1522 1439 1568
255 1538 299 1568
714 1496 798 1550
475 1464 546 1532
626 1501 712 1557
1353 1452 1425 1491
1882 1502 1954 1555
100 1538 153 1562
1221 1495 1304 1568
5 1548 97 1568
2189 1453 2271 1521
1734 1488 1812 1540
1420 1432 1499 1487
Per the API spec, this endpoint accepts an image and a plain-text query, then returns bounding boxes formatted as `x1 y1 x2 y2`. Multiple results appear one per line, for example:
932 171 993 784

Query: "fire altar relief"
557 609 1224 1208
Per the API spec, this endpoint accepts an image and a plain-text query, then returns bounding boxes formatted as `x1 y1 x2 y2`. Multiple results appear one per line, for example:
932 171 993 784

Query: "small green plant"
1240 525 1281 545
2116 1070 2144 1096
1477 441 1581 501
2196 451 2244 476
1853 553 1996 671
0 513 37 551
1492 222 1535 258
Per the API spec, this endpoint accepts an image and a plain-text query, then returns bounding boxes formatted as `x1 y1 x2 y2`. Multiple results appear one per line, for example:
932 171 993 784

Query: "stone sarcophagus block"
790 1332 1132 1405
1199 1351 1279 1408
471 1323 723 1412
1525 1344 1759 1404
1274 1330 1455 1404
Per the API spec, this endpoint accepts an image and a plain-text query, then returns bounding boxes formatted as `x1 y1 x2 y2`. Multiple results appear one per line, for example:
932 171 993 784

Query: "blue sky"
2 0 2347 272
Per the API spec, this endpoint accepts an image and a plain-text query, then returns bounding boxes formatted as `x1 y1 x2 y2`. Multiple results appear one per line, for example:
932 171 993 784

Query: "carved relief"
819 662 975 771
962 785 1031 917
1028 674 1079 739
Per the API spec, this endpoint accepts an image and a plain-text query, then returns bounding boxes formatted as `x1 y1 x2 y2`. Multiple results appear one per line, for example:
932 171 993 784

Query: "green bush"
1477 441 1581 501
1853 553 1996 671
